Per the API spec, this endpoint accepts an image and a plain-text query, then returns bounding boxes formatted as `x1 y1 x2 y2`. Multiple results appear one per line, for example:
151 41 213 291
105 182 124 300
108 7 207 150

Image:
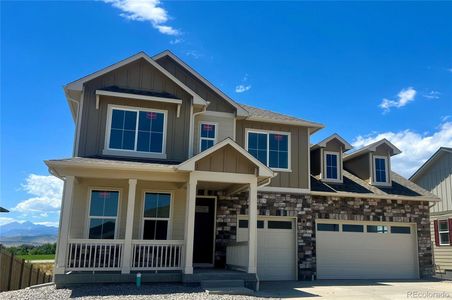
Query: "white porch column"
183 173 197 274
248 179 258 274
122 178 137 274
54 176 75 275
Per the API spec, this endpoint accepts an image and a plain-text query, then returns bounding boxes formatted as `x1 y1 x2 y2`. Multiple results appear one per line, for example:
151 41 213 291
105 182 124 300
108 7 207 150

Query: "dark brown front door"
193 197 215 265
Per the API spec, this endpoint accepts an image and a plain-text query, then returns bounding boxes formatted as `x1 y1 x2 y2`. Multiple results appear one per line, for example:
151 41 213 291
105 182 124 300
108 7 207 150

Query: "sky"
1 1 451 228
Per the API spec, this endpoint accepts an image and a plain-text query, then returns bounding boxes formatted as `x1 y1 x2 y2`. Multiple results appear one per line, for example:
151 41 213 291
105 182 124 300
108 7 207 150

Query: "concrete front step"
205 287 254 296
201 279 245 289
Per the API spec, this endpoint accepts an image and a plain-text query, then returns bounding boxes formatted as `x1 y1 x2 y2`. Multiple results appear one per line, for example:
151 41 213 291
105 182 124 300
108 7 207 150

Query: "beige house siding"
430 213 452 271
194 113 235 155
195 145 257 174
236 120 310 189
344 153 371 182
78 58 192 162
155 56 236 113
415 153 452 214
68 178 186 241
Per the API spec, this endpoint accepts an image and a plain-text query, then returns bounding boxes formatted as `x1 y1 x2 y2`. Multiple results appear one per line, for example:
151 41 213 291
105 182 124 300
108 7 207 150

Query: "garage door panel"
316 221 418 280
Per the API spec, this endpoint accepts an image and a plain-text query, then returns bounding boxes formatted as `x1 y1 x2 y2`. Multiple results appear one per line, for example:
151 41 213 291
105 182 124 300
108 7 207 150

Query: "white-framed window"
439 220 450 245
373 155 389 184
142 192 172 240
105 105 167 157
323 151 340 181
87 189 120 239
199 122 217 152
245 129 291 171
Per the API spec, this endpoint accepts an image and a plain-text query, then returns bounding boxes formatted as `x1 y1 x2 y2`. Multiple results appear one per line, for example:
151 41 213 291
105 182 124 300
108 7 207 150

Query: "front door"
193 197 216 266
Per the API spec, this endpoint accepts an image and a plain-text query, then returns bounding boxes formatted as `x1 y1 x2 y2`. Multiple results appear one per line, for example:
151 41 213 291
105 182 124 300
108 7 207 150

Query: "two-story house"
411 147 452 277
46 50 438 289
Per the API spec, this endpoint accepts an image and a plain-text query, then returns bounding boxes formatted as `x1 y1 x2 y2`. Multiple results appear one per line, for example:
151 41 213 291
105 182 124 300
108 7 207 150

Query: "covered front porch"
46 140 274 285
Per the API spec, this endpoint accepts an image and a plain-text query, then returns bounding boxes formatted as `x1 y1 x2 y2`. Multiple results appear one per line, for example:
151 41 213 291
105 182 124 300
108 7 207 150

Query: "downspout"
188 102 209 158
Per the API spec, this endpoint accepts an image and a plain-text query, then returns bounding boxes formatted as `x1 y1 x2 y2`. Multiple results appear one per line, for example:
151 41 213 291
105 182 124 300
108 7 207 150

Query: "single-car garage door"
237 216 296 281
316 220 418 279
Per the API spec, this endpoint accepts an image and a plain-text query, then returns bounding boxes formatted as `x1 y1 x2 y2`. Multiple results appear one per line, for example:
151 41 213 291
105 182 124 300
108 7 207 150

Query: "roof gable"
311 133 353 151
344 138 401 161
410 147 452 181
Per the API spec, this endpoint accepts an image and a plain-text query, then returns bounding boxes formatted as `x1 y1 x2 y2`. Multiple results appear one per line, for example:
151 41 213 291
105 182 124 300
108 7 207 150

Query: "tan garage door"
237 217 297 281
316 220 418 279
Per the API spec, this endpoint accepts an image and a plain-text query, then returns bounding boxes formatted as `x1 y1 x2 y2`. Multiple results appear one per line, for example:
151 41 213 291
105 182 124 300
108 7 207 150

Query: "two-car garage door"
316 220 419 279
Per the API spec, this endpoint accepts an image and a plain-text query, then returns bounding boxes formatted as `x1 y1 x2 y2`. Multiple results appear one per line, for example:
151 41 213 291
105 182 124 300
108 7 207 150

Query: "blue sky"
1 1 451 227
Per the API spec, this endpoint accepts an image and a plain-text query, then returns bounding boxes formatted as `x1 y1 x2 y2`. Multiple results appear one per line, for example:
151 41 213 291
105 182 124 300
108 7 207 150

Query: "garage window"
317 223 339 232
367 225 388 233
439 220 450 245
268 221 292 229
343 224 364 232
391 226 411 234
238 220 264 229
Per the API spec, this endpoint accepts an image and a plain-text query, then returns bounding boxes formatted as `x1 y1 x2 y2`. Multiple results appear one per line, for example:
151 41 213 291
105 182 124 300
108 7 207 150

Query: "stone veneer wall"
214 192 433 279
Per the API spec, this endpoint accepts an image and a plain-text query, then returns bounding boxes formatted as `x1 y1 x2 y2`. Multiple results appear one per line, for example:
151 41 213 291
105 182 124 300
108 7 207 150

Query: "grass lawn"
17 254 55 261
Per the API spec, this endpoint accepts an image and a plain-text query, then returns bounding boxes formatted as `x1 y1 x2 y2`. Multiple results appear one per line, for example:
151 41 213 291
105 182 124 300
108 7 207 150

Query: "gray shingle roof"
240 104 324 130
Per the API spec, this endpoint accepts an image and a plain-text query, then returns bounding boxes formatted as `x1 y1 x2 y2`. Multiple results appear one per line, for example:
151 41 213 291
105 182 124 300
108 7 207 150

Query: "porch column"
248 179 258 274
183 173 197 274
54 176 75 275
122 178 137 274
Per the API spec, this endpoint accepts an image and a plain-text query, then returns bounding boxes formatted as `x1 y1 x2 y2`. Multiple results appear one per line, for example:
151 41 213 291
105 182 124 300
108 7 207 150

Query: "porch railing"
226 241 249 271
131 240 184 271
66 239 124 271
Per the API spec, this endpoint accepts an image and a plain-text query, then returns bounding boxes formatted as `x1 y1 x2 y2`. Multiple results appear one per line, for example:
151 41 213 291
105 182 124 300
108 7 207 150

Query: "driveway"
258 280 452 299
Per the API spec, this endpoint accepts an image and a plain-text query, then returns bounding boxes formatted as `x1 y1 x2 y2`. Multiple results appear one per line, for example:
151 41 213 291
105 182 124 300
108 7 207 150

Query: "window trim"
85 187 122 239
323 151 342 182
140 190 174 240
372 155 390 186
104 104 168 159
439 219 450 246
244 128 291 172
199 121 218 152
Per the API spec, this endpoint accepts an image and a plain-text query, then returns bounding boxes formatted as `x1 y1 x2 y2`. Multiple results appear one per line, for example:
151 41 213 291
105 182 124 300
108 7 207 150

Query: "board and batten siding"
430 214 452 271
155 56 236 113
78 58 192 162
415 152 452 214
235 120 310 189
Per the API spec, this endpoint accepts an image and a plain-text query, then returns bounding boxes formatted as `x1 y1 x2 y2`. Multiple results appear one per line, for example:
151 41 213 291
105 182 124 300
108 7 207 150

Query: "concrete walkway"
257 280 452 299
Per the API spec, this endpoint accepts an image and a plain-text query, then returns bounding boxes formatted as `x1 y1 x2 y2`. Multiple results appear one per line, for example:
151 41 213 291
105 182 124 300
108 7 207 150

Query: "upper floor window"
106 105 166 156
199 122 217 152
246 130 290 170
373 156 389 184
324 152 339 180
88 190 119 239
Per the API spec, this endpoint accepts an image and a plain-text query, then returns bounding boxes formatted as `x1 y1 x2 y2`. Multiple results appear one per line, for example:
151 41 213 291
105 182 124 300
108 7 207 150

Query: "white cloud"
185 50 202 59
12 175 63 214
352 121 452 178
34 221 59 227
235 84 251 93
170 38 183 45
379 87 416 113
423 90 440 100
0 217 20 226
104 0 180 36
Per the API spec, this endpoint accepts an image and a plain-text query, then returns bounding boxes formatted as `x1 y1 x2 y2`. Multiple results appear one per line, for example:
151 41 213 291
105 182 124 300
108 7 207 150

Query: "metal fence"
0 249 52 292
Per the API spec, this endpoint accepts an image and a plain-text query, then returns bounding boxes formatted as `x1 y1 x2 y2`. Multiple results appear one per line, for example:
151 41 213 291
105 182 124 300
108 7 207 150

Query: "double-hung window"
439 220 450 245
247 130 290 170
88 190 119 239
142 192 172 240
107 105 166 156
373 156 389 184
324 152 339 180
199 122 217 152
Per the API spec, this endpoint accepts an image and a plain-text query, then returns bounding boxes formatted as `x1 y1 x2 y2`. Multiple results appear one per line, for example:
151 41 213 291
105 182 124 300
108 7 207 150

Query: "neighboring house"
46 50 438 289
411 147 452 276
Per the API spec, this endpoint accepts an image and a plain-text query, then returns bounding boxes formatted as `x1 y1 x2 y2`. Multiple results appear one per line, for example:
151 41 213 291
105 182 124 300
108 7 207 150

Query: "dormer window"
323 151 341 181
373 155 389 185
104 105 167 159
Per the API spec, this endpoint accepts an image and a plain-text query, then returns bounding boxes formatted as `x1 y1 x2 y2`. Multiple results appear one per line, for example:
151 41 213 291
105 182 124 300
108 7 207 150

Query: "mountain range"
0 221 58 246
